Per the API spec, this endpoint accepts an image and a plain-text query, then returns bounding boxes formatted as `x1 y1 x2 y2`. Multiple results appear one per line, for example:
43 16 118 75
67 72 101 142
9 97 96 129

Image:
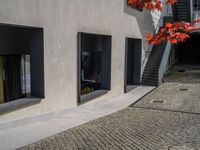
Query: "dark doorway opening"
177 35 200 64
77 32 111 103
124 38 142 93
0 24 44 105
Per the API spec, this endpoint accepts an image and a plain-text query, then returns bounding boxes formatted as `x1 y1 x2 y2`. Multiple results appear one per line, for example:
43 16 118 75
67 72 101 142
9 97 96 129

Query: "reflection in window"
21 55 31 96
193 0 200 21
79 33 111 99
0 55 31 104
81 38 102 95
193 0 200 11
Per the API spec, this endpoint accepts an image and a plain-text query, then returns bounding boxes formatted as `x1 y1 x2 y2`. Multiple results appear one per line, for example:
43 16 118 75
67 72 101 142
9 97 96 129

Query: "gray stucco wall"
0 0 155 123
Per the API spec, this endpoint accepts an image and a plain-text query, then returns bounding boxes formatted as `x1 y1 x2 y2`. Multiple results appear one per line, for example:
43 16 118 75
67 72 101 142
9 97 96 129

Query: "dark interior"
177 35 200 64
78 33 111 102
125 38 142 93
0 24 44 104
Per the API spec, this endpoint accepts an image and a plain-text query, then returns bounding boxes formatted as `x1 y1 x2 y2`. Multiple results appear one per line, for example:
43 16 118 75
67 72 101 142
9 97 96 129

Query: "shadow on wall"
123 0 154 51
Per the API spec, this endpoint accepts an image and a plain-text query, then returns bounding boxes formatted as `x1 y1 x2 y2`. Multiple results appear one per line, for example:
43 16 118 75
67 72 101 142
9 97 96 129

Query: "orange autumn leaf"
146 3 154 11
128 0 176 11
155 1 162 11
166 0 177 5
146 20 200 45
146 33 153 41
165 23 173 28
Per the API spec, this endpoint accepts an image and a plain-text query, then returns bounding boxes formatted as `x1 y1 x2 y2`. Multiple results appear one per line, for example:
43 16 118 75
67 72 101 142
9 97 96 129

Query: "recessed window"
78 33 111 103
0 24 44 105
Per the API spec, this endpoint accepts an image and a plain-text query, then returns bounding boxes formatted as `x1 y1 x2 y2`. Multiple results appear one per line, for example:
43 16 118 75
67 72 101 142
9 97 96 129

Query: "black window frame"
77 32 112 104
0 23 45 114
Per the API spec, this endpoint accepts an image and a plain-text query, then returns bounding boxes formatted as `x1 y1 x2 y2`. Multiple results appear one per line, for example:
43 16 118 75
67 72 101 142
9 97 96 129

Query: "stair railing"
144 1 173 58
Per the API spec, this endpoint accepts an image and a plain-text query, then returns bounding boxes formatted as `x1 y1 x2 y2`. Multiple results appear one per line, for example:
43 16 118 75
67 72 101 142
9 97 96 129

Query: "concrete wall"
0 0 155 124
124 1 159 71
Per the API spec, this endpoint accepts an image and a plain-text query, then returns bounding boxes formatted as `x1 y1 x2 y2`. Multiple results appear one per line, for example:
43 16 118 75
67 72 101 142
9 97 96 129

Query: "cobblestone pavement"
134 65 200 114
19 65 200 150
19 108 200 150
134 82 200 114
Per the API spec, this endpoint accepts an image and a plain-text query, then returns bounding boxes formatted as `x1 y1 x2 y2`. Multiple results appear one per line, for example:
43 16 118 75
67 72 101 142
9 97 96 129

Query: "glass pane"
21 55 31 96
81 36 102 95
0 54 32 103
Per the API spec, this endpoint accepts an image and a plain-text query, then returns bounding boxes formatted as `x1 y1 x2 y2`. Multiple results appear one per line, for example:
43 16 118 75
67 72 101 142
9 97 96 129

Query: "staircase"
172 0 191 22
141 1 190 86
141 43 167 86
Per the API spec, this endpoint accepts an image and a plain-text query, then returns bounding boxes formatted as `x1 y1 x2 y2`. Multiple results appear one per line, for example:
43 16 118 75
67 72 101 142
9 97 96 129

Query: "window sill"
125 85 138 93
0 97 42 115
80 90 109 104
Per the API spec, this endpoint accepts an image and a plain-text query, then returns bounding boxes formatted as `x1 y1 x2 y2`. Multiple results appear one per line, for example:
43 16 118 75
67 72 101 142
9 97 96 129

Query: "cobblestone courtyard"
19 65 200 150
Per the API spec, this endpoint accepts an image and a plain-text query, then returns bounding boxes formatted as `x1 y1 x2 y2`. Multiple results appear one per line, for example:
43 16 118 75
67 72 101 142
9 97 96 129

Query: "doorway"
124 38 142 93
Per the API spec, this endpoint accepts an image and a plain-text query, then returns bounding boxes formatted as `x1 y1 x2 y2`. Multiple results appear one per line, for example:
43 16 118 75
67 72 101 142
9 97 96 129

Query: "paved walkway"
0 86 155 150
17 65 200 150
134 82 200 114
19 108 200 150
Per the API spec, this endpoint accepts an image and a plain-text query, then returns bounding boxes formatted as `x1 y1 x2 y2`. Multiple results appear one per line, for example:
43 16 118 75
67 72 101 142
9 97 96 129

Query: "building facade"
0 0 161 125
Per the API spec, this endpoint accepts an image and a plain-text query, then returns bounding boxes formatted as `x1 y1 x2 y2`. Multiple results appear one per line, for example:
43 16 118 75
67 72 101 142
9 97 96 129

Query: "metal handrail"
145 16 163 54
146 4 170 53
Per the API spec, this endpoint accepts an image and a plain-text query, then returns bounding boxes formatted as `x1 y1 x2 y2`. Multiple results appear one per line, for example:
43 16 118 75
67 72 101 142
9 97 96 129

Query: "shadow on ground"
163 65 200 83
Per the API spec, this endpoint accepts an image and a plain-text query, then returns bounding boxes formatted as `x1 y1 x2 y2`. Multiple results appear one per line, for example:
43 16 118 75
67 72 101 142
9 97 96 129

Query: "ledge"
125 85 138 93
80 90 109 104
0 97 42 115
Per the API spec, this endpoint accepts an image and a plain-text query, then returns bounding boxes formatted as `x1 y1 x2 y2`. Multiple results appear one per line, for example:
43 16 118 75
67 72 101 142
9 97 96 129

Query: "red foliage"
128 0 176 11
147 20 200 45
128 0 200 45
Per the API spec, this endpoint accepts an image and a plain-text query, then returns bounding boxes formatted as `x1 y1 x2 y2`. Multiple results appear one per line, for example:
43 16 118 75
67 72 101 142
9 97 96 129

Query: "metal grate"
179 88 189 91
151 99 165 104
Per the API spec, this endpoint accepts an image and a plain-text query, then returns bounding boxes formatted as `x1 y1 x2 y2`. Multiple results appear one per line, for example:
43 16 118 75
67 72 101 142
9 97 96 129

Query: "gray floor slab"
0 85 155 150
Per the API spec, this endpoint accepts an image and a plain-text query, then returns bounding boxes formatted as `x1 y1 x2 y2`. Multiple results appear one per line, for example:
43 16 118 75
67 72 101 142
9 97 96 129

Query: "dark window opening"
193 0 200 11
0 24 44 105
124 38 142 93
78 33 111 103
176 35 200 64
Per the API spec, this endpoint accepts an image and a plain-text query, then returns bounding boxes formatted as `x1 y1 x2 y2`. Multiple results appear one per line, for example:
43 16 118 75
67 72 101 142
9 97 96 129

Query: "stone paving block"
18 108 200 150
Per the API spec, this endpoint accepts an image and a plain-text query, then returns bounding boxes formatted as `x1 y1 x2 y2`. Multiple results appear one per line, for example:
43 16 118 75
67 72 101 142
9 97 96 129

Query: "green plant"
81 87 94 95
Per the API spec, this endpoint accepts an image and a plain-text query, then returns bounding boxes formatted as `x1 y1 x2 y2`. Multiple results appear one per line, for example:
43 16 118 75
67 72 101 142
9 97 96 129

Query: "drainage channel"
179 88 190 92
151 99 165 104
